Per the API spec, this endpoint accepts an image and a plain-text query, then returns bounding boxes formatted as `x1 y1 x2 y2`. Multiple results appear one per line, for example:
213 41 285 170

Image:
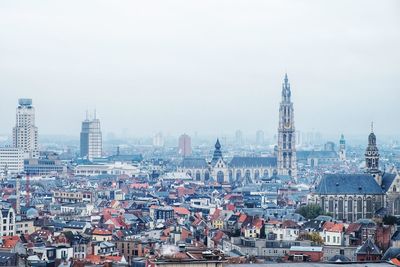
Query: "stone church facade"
311 128 400 222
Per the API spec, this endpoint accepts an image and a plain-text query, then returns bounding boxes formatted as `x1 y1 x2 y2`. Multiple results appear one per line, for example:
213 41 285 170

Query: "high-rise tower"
277 74 297 178
178 134 192 157
12 98 39 159
80 112 102 160
339 134 346 161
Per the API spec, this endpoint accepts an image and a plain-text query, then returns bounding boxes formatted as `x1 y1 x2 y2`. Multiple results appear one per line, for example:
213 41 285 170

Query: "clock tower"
277 73 297 178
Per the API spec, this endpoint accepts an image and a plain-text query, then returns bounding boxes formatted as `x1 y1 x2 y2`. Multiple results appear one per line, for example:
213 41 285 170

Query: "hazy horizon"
1 0 399 138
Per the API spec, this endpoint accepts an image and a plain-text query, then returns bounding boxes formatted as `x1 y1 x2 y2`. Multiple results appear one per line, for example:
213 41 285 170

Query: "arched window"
348 198 353 222
195 171 201 181
205 171 210 181
328 198 334 213
357 197 363 220
217 171 224 184
245 170 251 179
338 198 344 220
366 197 373 218
236 170 242 180
254 170 260 180
394 198 400 215
264 169 269 178
394 185 397 192
321 197 325 211
228 170 233 182
186 170 192 177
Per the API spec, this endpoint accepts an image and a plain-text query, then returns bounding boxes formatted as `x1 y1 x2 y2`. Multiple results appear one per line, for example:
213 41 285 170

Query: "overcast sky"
0 0 399 138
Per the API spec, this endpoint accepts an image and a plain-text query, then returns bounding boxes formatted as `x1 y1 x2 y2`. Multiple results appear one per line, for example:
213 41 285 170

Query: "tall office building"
235 130 244 146
80 113 102 160
12 98 39 159
256 130 265 146
277 74 297 178
178 134 192 157
153 132 164 148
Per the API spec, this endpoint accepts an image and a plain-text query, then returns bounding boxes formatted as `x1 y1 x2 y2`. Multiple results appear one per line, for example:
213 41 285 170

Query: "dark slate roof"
229 156 277 168
297 150 337 159
382 247 400 261
391 230 400 241
316 174 383 195
180 158 208 169
381 173 397 192
356 238 381 255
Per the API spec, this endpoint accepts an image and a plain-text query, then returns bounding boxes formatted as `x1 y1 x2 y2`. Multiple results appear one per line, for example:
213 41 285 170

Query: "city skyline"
0 1 399 137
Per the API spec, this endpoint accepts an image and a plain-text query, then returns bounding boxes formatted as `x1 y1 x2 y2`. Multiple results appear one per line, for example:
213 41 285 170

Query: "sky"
0 0 399 139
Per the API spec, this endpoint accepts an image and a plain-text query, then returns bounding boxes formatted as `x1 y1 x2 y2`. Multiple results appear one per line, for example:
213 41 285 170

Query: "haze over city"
0 0 399 138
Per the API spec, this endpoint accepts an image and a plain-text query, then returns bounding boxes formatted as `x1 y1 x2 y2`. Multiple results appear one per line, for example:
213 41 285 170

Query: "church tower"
365 123 380 175
339 134 346 161
277 73 297 178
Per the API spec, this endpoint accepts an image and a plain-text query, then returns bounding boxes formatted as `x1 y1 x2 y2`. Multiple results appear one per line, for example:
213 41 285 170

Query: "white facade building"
80 114 102 160
0 147 24 175
74 162 139 177
12 98 39 159
0 207 16 236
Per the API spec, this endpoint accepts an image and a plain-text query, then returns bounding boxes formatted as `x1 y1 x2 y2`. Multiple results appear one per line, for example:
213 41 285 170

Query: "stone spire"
277 74 297 178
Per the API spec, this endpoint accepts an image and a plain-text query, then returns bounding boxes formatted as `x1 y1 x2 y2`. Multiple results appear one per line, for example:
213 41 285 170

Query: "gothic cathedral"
277 74 297 178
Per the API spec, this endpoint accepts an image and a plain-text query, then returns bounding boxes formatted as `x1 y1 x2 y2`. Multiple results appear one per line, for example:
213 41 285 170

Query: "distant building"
178 139 278 183
12 98 39 159
178 134 192 157
339 134 346 161
80 113 102 160
256 130 265 146
0 147 24 175
24 157 66 176
312 127 400 221
277 74 297 178
235 130 244 146
153 132 164 147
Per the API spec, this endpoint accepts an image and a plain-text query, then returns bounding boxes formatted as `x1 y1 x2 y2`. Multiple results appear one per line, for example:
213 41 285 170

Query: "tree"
296 204 327 220
308 232 324 245
383 215 397 225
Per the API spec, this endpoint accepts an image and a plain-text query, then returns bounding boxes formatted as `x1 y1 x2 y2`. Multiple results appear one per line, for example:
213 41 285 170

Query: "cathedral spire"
282 73 291 102
277 73 297 179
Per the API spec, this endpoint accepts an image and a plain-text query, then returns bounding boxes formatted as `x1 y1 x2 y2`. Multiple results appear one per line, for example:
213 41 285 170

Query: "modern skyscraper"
12 98 39 159
339 134 346 161
153 132 164 147
277 74 297 178
235 130 244 146
178 134 192 157
256 130 265 146
80 112 102 160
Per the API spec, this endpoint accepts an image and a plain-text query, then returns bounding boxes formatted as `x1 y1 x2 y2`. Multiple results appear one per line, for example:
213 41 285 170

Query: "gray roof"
297 150 337 159
180 158 208 169
316 174 383 195
229 156 277 168
381 173 397 192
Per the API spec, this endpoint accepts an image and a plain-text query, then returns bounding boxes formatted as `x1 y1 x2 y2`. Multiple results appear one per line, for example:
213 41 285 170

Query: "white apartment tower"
80 112 102 161
12 98 39 159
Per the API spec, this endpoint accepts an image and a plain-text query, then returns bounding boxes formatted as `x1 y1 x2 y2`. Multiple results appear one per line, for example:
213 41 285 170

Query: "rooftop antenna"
371 121 374 133
85 110 89 120
94 109 97 120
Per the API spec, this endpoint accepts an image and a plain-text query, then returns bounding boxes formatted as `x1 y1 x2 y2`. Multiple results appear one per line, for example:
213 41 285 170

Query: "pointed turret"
211 138 223 164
